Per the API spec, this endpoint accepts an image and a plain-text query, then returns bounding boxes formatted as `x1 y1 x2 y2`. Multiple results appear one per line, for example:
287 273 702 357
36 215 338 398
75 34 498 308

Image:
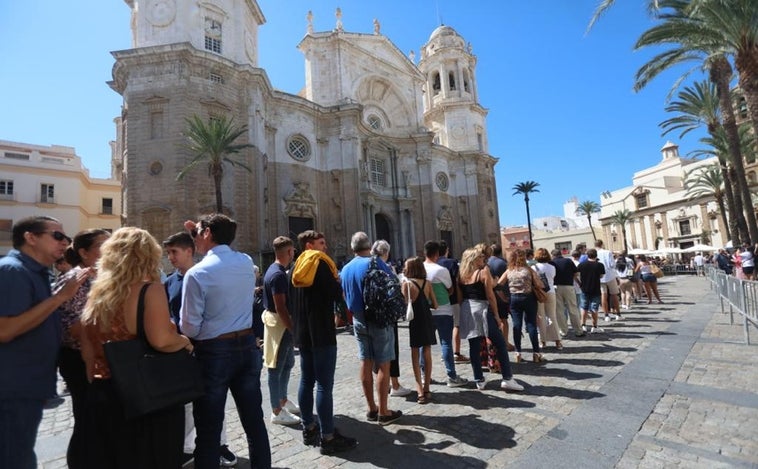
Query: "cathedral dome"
427 25 465 49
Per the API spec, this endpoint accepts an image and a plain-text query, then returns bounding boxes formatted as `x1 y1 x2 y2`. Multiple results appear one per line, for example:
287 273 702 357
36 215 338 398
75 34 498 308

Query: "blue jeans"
467 312 514 382
267 331 295 411
421 314 456 379
192 335 270 469
510 293 540 354
298 345 337 437
0 398 44 469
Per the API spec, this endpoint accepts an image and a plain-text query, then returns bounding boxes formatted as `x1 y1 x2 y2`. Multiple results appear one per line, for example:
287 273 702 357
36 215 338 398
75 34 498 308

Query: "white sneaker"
390 386 412 397
501 378 524 392
581 325 587 333
590 326 604 334
282 399 300 415
271 409 301 426
475 379 486 390
610 314 619 320
604 315 611 322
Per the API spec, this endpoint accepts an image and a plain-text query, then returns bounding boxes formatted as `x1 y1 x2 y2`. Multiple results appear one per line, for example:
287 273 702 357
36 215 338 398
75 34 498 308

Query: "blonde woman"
532 248 562 350
498 249 545 363
80 227 192 468
458 247 523 392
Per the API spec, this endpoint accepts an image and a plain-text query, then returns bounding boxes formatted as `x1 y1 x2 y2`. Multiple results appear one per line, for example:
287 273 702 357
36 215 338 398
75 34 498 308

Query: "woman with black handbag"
80 227 194 468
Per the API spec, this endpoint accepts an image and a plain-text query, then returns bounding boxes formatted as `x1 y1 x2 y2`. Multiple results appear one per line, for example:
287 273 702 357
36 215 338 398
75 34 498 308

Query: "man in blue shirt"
340 232 402 426
162 231 237 467
0 216 88 469
179 214 270 469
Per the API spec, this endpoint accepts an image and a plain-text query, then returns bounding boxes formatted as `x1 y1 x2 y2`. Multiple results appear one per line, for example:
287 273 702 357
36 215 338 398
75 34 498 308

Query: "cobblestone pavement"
36 276 758 468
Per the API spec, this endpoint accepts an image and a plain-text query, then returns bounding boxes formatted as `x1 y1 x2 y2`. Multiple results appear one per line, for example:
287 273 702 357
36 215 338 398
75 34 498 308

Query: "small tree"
177 115 253 214
610 209 633 252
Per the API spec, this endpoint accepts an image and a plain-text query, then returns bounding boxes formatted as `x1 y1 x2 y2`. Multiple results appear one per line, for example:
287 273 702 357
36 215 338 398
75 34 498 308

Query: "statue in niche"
306 10 314 34
409 50 415 63
373 18 381 35
360 160 368 181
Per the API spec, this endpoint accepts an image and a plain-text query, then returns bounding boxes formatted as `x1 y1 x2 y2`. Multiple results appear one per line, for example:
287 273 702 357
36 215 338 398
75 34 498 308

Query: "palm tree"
587 0 661 33
634 0 758 243
659 80 746 245
177 115 253 214
609 209 633 252
684 163 730 241
512 181 540 248
576 200 601 241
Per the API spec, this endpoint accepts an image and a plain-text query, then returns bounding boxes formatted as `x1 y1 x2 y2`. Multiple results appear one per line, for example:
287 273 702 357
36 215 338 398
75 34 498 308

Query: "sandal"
533 353 548 363
418 392 431 404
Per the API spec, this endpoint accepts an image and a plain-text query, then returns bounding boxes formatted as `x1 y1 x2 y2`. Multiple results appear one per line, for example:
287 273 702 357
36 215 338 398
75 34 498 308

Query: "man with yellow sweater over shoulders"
290 230 357 455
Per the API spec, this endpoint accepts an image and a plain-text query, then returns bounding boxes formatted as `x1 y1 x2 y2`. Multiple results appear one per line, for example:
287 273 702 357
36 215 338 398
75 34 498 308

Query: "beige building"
599 142 726 252
111 1 501 264
0 140 122 255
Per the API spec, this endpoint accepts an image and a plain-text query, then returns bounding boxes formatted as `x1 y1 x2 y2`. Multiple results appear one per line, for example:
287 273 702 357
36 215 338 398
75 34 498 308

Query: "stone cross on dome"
306 10 313 34
335 8 343 32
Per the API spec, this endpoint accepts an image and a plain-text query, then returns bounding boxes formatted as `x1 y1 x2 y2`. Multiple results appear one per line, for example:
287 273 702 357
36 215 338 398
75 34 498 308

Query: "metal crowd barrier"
705 265 758 345
662 264 698 275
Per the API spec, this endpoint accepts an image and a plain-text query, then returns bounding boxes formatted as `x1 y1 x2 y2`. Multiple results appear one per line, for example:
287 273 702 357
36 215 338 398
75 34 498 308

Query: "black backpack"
362 256 406 327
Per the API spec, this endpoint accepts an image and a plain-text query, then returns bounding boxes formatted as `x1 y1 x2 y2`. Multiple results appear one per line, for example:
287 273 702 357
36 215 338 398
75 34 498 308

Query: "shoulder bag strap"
136 282 151 347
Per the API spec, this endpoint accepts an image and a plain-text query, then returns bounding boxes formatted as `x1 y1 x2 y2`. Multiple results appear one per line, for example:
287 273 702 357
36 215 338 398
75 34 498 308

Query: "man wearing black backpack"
340 232 403 426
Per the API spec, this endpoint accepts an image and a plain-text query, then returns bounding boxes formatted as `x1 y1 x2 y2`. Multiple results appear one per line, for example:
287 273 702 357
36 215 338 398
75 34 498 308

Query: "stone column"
629 218 638 249
639 217 648 250
647 214 657 248
660 212 670 244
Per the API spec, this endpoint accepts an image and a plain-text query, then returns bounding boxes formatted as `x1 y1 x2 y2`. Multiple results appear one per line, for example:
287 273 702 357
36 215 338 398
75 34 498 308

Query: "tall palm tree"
634 0 758 243
684 163 730 241
177 115 253 214
587 0 661 33
609 209 633 251
576 200 601 241
512 181 540 248
659 80 746 244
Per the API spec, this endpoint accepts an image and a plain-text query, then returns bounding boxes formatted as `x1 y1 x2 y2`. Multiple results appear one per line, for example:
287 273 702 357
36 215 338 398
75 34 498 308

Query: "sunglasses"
35 230 72 243
191 226 206 238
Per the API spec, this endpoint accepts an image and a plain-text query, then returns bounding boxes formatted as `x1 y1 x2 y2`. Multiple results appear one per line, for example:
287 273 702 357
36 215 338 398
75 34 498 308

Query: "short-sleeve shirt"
163 270 184 329
0 249 62 399
577 260 605 297
340 256 392 322
596 249 618 282
552 256 578 286
263 263 288 312
424 261 452 315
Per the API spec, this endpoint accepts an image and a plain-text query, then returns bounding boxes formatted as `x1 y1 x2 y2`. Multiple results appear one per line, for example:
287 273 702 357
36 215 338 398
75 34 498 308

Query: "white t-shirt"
531 262 556 294
740 250 754 268
596 248 618 282
424 261 452 316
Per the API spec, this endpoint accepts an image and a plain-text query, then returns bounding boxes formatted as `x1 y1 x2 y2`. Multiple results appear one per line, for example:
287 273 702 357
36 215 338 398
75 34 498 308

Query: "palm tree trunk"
621 226 628 251
735 50 758 165
213 170 224 214
716 195 731 242
718 157 740 244
525 196 534 249
587 215 596 240
711 58 753 244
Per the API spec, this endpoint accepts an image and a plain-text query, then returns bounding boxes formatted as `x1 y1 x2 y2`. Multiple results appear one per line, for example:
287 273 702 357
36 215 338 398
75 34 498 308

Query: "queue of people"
8 215 689 468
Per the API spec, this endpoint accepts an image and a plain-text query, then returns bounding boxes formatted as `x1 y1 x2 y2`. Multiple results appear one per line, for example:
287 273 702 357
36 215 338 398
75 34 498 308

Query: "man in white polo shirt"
594 239 620 321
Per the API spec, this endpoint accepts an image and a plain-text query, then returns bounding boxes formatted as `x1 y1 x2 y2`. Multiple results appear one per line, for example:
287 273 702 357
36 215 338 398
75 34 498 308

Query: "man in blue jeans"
0 216 88 469
291 230 357 455
180 214 270 469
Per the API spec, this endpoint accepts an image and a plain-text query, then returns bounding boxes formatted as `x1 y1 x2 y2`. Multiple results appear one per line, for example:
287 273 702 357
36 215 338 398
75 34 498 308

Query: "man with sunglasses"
0 216 90 469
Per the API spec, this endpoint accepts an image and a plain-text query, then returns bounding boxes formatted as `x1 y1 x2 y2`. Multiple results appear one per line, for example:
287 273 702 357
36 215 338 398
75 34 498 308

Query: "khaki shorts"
601 280 620 295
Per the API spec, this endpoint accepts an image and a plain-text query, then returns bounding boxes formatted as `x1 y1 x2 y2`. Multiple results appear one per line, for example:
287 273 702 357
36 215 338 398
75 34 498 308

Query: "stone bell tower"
418 25 488 153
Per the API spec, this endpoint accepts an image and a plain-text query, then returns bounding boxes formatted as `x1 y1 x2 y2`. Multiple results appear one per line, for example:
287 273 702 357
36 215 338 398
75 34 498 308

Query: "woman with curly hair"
80 227 193 468
458 247 524 392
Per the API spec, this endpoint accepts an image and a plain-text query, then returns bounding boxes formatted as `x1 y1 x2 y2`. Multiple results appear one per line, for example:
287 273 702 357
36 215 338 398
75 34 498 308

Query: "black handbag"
103 283 204 420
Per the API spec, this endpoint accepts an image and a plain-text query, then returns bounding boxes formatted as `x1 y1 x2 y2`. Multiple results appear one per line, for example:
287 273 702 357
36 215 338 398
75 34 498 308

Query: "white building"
0 140 122 255
599 141 724 253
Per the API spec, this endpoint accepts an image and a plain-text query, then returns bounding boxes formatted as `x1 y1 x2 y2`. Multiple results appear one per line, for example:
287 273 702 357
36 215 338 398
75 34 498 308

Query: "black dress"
408 279 438 348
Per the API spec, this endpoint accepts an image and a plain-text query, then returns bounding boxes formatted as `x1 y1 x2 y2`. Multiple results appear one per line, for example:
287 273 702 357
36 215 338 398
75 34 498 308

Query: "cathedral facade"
112 0 501 263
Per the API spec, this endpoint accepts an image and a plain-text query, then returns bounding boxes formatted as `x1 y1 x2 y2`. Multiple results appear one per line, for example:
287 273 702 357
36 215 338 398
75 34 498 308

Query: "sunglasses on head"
35 230 72 243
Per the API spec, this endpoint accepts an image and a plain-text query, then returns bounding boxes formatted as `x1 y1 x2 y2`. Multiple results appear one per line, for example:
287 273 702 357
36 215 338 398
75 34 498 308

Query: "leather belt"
199 328 254 342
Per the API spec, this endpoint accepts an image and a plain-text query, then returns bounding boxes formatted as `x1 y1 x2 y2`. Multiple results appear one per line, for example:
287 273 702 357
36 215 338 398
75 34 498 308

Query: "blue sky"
0 1 710 227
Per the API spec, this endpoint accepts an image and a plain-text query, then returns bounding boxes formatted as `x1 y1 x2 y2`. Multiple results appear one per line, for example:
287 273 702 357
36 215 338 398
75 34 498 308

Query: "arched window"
463 69 470 92
448 72 456 91
432 72 441 95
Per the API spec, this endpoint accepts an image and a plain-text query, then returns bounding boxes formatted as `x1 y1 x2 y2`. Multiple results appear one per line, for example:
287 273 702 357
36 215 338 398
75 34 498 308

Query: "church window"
370 158 386 187
432 73 441 95
209 73 224 84
463 70 470 92
367 114 383 131
477 132 483 151
102 198 113 215
149 161 163 175
204 18 222 54
486 187 492 202
287 135 311 162
435 172 449 192
679 220 691 236
738 96 748 120
635 193 648 209
150 110 163 139
448 72 456 91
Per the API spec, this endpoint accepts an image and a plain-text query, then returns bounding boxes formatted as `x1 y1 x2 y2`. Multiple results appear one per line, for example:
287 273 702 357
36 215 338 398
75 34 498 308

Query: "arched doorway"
375 213 392 249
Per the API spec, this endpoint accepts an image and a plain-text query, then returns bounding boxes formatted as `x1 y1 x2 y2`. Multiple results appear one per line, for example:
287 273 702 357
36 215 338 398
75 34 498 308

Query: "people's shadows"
43 396 65 409
548 357 624 367
635 318 681 323
511 365 603 381
327 414 497 468
608 331 676 339
566 344 638 353
608 323 652 328
429 387 536 411
525 384 605 400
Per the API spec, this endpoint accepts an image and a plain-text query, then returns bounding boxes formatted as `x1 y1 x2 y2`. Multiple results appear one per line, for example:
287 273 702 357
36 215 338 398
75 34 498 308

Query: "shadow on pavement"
525 384 605 400
547 358 625 367
510 365 603 381
565 344 638 353
326 414 499 468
